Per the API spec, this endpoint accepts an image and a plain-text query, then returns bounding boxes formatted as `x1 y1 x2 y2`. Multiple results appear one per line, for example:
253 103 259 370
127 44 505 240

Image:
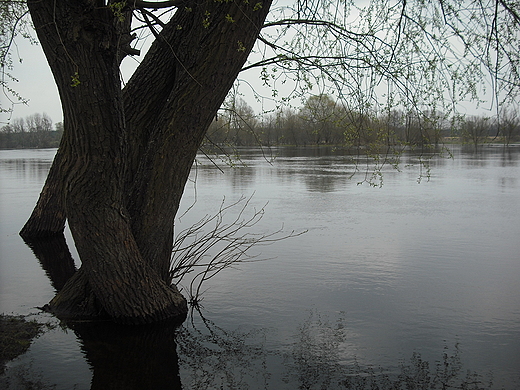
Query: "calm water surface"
1 146 519 389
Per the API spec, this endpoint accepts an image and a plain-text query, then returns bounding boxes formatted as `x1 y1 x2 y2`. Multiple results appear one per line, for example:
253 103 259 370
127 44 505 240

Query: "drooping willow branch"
170 195 306 306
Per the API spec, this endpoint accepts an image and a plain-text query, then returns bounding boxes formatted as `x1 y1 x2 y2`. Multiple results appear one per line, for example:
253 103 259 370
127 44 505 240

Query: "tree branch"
131 0 184 9
498 0 520 24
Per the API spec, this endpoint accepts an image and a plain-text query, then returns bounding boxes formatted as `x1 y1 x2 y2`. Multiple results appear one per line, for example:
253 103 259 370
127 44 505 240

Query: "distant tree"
204 99 258 150
258 113 277 146
226 98 259 146
0 113 60 148
299 95 342 145
417 110 448 147
26 113 53 147
462 116 491 150
0 124 14 148
499 108 520 145
281 108 303 146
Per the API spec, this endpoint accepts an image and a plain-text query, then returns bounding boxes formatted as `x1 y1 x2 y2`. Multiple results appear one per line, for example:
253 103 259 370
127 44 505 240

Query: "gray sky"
1 38 61 125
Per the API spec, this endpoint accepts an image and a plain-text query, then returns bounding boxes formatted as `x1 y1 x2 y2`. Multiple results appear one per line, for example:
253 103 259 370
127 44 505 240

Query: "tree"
17 0 272 325
5 0 519 324
299 94 340 145
205 98 259 146
0 113 60 148
462 115 491 150
499 108 520 145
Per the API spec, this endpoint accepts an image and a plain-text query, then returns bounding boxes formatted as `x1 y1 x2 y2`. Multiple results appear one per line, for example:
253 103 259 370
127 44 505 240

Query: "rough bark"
28 0 187 324
126 0 273 280
24 0 272 324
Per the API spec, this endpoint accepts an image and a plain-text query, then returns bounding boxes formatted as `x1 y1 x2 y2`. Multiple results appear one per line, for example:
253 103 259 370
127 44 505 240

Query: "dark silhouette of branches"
170 195 306 306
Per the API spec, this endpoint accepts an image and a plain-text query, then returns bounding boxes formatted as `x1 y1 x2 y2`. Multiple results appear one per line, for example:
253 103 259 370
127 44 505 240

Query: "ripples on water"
1 145 519 389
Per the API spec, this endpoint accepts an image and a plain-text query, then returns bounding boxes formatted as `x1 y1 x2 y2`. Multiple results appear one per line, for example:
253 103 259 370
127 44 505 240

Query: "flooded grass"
0 314 48 375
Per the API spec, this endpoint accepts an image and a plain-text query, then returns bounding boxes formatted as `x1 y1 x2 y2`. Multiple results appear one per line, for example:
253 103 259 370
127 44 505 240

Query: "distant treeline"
3 99 520 150
205 95 520 148
0 113 63 149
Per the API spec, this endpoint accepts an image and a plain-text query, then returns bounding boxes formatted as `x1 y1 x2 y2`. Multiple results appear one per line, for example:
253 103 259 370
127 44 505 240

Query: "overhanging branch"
498 0 520 24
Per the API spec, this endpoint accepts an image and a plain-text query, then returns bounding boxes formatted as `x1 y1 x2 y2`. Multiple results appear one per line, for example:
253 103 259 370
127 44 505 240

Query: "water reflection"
24 235 76 291
498 148 519 166
302 172 346 192
73 321 182 390
20 231 453 390
23 234 183 390
0 149 55 184
177 309 502 390
2 145 520 389
177 311 272 389
7 230 517 390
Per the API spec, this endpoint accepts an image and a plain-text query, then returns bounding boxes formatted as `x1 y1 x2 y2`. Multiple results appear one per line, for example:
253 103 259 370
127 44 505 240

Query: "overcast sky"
1 37 62 125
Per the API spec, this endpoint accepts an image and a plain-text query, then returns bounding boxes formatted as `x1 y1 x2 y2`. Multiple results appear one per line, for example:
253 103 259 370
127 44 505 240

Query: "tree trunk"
25 0 271 324
28 0 187 324
126 0 273 280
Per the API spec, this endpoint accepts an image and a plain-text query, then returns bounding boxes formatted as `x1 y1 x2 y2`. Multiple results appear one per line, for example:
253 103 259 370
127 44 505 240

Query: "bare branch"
170 195 306 306
498 0 520 24
138 7 167 29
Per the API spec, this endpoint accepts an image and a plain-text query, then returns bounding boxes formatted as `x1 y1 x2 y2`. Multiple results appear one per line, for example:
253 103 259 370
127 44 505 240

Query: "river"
1 145 519 389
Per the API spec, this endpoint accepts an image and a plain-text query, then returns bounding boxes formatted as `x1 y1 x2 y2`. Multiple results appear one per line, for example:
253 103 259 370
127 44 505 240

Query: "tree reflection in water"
23 234 76 291
283 311 494 390
26 233 183 390
73 321 182 390
27 235 500 390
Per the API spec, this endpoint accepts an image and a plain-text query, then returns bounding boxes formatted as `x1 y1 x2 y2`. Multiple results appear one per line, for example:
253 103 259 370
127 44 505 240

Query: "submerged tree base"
25 235 188 326
40 268 188 325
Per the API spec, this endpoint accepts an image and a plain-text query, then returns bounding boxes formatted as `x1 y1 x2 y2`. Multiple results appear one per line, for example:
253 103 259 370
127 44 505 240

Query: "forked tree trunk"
27 0 187 324
24 0 272 324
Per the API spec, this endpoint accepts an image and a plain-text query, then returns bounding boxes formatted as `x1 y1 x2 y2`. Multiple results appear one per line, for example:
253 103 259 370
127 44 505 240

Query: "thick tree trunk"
28 0 187 324
126 0 273 280
25 0 271 324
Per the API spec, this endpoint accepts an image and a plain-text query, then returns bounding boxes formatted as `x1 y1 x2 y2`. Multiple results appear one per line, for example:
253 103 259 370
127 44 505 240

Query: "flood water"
1 145 519 389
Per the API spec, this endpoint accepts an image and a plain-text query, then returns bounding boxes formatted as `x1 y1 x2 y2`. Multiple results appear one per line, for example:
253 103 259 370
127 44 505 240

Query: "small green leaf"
71 72 80 87
202 10 211 28
109 1 126 22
